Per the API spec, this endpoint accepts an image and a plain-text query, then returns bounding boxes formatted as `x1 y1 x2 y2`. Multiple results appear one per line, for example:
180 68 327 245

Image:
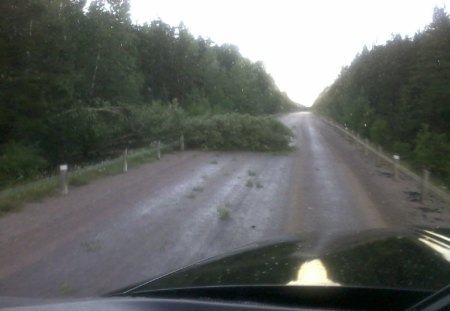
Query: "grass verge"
0 145 171 216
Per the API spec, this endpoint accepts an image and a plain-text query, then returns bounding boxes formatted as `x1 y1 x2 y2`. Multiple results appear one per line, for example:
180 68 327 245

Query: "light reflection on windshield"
418 234 450 262
287 259 340 286
423 230 450 243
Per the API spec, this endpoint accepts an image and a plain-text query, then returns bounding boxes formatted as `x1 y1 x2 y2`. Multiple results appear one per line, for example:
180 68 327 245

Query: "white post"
377 146 383 166
364 138 369 156
180 134 185 151
355 133 361 150
420 169 430 203
156 141 161 160
123 148 128 173
345 127 351 141
393 155 400 180
59 164 68 195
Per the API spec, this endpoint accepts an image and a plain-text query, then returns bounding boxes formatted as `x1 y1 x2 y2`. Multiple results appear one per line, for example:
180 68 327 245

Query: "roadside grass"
69 162 123 187
217 207 231 220
0 177 59 216
0 146 168 217
270 146 296 156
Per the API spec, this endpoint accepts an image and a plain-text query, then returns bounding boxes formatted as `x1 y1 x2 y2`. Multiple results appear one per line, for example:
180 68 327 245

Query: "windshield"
0 0 449 299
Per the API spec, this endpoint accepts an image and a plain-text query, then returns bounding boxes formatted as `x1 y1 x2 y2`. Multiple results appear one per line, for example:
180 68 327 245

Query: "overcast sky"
129 0 448 106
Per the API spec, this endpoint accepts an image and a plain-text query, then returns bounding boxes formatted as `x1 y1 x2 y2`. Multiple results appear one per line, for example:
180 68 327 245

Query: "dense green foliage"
0 143 48 187
184 114 293 151
313 8 450 184
0 0 298 188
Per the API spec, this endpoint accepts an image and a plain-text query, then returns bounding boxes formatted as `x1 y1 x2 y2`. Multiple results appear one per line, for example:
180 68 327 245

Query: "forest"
313 7 450 186
0 0 300 188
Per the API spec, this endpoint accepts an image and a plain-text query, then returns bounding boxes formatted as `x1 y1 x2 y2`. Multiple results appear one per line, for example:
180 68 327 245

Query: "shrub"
369 119 389 145
0 143 48 188
217 207 231 220
414 124 450 183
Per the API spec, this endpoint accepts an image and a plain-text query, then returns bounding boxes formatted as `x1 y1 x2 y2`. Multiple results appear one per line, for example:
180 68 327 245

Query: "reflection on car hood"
122 228 450 294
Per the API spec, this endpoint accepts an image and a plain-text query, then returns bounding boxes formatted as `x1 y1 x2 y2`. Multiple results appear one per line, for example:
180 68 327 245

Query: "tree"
313 7 450 184
0 1 298 187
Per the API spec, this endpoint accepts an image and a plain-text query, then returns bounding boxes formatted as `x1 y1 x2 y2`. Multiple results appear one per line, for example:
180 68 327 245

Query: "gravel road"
0 112 449 298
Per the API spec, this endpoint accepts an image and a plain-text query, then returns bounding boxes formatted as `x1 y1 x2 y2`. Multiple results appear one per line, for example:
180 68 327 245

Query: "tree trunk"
90 48 101 95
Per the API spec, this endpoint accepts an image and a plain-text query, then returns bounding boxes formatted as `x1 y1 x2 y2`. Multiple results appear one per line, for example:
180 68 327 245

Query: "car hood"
118 228 450 294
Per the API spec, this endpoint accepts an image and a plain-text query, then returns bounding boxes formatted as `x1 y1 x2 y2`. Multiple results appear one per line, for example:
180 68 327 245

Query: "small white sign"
393 155 400 160
60 164 68 171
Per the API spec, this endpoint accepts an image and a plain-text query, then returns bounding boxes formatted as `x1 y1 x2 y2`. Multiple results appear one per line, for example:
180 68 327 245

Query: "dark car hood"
119 228 450 294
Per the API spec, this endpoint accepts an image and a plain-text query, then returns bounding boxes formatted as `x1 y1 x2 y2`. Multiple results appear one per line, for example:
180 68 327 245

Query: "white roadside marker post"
59 164 68 195
420 169 430 203
180 134 185 151
156 141 161 160
123 148 128 173
393 155 400 180
364 138 369 156
377 146 383 166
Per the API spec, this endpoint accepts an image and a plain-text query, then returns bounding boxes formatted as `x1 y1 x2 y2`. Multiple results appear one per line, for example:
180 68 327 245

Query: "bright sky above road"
130 0 449 107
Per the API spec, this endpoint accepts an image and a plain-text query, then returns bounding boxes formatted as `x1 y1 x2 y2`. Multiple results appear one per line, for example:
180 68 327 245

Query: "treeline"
313 8 450 185
0 0 298 188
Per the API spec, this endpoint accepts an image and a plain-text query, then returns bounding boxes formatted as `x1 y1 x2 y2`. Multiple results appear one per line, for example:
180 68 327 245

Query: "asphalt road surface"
0 112 448 298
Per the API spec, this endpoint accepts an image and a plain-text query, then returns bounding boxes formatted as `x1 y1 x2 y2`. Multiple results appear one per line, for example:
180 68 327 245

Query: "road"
0 112 448 298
